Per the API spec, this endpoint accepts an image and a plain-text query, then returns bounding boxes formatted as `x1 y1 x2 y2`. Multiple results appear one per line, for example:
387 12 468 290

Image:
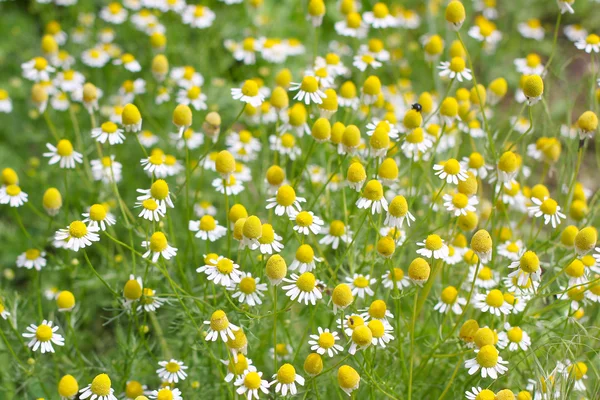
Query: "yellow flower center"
239 277 256 294
441 286 458 304
281 133 296 148
300 76 319 93
318 332 335 348
476 345 499 368
277 364 296 384
296 272 316 292
157 388 173 400
276 185 296 206
6 184 21 196
540 198 558 215
34 57 48 71
165 361 180 373
368 300 387 319
368 319 385 338
210 310 229 331
352 325 373 346
449 57 466 72
56 140 74 156
296 244 315 263
586 34 600 45
425 234 443 250
478 267 493 281
194 5 205 17
507 327 523 343
69 221 88 238
149 232 168 252
150 180 169 200
89 204 107 221
295 211 314 227
90 374 111 396
443 158 460 174
241 80 259 97
329 220 346 236
452 193 469 209
216 258 234 274
244 372 262 390
362 180 384 201
485 289 504 307
200 215 217 231
188 86 202 100
353 276 369 288
142 199 158 211
35 324 53 341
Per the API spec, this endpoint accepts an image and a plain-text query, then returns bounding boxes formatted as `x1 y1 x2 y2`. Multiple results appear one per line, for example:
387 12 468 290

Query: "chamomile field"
1 0 600 399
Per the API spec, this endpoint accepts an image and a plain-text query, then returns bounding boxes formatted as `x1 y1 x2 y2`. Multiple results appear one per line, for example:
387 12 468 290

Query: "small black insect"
411 103 422 113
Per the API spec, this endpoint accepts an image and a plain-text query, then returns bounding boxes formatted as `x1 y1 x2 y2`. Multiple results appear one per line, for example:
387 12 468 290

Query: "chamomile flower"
55 221 100 252
223 354 257 383
564 24 587 42
100 2 128 24
204 310 239 342
234 370 270 400
270 364 305 397
79 374 118 400
465 387 496 400
348 324 373 355
319 220 352 249
434 286 467 314
433 158 468 184
308 327 344 357
189 215 227 242
289 76 326 105
230 272 268 306
269 133 302 160
416 234 449 260
497 322 531 351
213 175 245 196
156 359 188 384
470 265 499 289
141 232 178 262
232 80 264 108
352 53 382 71
368 319 394 348
336 314 366 337
81 47 111 68
381 268 411 291
557 360 588 391
21 57 55 82
514 53 545 76
0 184 28 207
464 345 508 379
337 365 361 396
44 140 83 169
140 151 168 178
346 274 376 298
0 89 12 113
16 249 47 271
136 180 175 214
474 289 513 316
443 192 479 216
137 288 165 312
91 156 122 184
518 19 545 41
335 12 368 38
197 255 242 287
182 4 216 28
266 185 306 216
438 57 472 82
82 204 116 231
149 387 182 400
258 224 284 254
575 34 600 53
528 196 566 228
282 272 323 305
356 179 388 214
22 320 64 353
290 210 324 236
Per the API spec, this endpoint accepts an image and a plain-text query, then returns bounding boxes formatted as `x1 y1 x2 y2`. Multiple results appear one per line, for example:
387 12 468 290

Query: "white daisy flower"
16 249 47 270
141 232 178 262
43 140 83 169
282 272 323 305
230 272 268 306
197 255 242 287
464 345 508 379
474 289 513 316
156 359 188 384
497 322 531 351
54 221 100 252
22 320 64 353
345 274 376 299
189 215 227 242
308 327 344 357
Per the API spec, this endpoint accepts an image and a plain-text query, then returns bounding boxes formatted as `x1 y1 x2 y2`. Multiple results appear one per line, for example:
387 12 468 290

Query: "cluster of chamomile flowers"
2 0 600 398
